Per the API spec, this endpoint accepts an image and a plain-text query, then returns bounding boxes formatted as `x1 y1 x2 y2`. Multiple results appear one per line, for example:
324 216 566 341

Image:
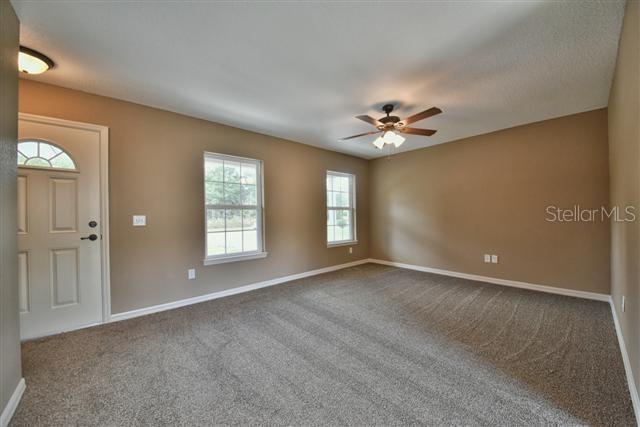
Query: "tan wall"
19 80 369 314
369 109 610 294
0 0 22 414
609 0 639 394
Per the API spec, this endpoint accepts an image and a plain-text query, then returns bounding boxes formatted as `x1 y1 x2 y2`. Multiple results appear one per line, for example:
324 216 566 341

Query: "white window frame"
203 152 267 265
326 170 357 247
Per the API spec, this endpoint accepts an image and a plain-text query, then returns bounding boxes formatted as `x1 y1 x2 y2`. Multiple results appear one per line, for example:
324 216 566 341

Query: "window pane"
224 161 241 183
207 232 225 256
207 209 225 232
327 225 335 242
205 158 224 182
338 176 349 192
39 143 61 159
18 141 38 158
241 163 257 185
340 224 351 241
243 230 258 252
205 182 224 204
242 185 257 205
326 175 332 191
243 209 257 229
327 210 335 226
25 158 50 167
333 209 351 241
224 183 242 205
50 153 75 169
334 192 349 207
226 209 242 231
336 209 350 227
17 153 26 165
226 231 243 253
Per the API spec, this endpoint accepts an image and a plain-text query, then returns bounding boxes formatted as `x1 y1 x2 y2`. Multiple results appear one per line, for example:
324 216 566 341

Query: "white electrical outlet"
491 255 498 264
622 295 626 312
132 215 146 226
349 247 353 254
484 254 491 263
188 268 196 280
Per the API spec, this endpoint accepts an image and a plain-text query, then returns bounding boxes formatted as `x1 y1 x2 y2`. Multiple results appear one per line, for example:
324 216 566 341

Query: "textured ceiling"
12 1 625 159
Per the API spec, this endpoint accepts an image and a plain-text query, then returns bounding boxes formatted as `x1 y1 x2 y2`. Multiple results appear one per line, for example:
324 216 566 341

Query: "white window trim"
203 152 267 265
326 170 358 247
203 251 267 266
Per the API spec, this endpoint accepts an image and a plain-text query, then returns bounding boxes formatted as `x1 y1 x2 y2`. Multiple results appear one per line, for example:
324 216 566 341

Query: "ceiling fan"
340 104 441 149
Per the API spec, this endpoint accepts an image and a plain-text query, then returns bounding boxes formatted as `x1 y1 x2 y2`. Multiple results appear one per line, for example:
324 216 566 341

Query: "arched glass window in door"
17 140 76 170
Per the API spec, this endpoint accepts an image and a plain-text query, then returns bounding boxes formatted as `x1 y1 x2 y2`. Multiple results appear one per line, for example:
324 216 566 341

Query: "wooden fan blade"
400 127 437 136
339 131 381 141
355 115 382 127
401 107 442 125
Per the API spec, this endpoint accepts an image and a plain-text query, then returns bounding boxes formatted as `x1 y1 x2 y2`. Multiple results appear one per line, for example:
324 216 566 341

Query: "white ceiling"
12 1 625 159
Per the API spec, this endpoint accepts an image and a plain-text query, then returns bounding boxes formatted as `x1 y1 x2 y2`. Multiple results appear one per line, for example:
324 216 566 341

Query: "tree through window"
204 152 265 264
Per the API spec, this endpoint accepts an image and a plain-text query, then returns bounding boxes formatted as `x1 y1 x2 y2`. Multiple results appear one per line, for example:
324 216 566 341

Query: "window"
327 171 356 246
204 152 266 265
17 140 76 170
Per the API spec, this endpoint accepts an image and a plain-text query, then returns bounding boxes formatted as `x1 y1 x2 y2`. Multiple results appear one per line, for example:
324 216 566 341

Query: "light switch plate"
491 255 498 264
188 269 196 280
133 215 146 226
484 254 491 263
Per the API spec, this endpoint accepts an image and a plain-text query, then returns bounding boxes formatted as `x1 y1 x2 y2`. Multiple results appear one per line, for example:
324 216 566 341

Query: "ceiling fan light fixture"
340 104 441 149
382 131 405 147
19 46 54 74
393 134 406 148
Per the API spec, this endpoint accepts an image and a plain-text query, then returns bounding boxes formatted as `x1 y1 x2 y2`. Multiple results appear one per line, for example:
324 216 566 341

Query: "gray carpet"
11 264 636 426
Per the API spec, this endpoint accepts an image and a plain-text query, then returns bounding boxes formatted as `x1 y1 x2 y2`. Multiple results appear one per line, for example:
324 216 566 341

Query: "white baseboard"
1 378 25 427
368 258 610 301
609 298 640 421
110 259 370 322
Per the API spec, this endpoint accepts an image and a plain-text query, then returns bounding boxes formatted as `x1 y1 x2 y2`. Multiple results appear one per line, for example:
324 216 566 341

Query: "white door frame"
18 112 111 324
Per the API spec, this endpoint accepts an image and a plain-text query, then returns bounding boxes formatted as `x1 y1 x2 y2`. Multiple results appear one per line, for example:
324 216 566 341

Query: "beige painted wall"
19 80 369 314
370 109 610 294
0 0 22 415
609 0 639 394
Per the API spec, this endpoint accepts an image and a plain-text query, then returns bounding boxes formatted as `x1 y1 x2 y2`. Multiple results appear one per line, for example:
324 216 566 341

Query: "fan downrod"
379 104 401 126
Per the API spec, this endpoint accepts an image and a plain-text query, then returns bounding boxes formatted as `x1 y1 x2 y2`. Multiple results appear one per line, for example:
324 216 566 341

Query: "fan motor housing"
379 115 401 125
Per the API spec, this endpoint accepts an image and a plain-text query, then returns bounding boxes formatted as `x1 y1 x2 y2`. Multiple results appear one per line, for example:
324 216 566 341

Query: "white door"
17 117 104 339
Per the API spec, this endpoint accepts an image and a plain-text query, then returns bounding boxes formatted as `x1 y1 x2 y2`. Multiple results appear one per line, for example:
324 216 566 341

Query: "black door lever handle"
81 234 98 241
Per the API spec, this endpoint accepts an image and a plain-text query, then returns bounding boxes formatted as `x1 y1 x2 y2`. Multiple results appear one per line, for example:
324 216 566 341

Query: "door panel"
50 248 80 308
18 251 30 313
49 177 78 233
18 118 103 339
17 175 27 234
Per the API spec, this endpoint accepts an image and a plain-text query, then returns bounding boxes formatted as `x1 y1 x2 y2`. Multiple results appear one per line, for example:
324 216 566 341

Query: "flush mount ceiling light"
340 103 442 150
19 46 54 75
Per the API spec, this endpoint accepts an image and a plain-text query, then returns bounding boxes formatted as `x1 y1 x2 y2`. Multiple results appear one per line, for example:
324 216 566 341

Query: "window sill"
203 252 268 266
327 240 358 248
